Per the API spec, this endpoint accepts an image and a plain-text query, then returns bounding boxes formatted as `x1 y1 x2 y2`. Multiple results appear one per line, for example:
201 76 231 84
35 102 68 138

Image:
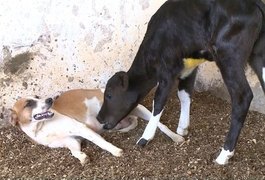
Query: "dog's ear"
9 109 19 126
116 71 129 91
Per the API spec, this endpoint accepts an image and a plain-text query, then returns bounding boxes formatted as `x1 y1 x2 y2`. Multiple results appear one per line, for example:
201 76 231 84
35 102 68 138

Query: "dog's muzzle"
33 111 54 120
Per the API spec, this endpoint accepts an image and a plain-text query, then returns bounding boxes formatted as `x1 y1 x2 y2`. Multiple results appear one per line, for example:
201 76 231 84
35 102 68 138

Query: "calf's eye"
106 94 112 99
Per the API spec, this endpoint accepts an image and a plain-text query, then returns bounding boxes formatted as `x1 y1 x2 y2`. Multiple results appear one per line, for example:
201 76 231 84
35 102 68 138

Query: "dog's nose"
45 98 53 105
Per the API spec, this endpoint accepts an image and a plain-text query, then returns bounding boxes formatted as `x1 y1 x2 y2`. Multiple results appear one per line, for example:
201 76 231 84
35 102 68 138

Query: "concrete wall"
1 0 265 126
0 0 165 125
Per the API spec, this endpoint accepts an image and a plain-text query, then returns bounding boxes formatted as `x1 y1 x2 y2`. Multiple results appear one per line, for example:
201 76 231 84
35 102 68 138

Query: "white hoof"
215 148 234 165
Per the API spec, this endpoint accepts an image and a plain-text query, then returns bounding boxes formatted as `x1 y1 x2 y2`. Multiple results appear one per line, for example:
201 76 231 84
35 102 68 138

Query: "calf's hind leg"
215 55 253 165
249 33 265 92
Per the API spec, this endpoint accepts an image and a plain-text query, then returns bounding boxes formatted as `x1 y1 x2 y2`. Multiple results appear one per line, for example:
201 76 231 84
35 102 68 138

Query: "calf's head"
97 71 138 130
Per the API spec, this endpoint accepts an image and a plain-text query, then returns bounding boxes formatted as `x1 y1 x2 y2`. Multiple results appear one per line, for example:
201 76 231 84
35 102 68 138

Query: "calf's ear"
115 71 129 91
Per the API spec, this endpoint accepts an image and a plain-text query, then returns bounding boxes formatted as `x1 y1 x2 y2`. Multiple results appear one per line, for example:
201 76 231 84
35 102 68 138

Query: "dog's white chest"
22 114 85 146
83 97 103 132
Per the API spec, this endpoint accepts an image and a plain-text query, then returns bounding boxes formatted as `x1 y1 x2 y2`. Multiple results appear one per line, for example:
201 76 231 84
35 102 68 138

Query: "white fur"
215 148 235 165
138 101 164 142
84 97 101 116
177 90 191 136
83 97 104 131
100 88 105 93
132 104 184 143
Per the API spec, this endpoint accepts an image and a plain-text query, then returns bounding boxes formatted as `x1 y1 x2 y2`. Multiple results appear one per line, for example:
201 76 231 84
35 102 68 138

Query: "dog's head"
10 96 54 126
97 71 139 130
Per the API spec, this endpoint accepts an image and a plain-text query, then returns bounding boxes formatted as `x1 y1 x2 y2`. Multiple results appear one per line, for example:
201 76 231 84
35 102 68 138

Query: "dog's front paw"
78 152 88 166
171 134 185 143
111 148 123 157
136 138 149 147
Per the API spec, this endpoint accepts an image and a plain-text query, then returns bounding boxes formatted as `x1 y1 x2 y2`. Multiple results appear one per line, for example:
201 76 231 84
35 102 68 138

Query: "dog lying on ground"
9 89 184 165
97 0 265 165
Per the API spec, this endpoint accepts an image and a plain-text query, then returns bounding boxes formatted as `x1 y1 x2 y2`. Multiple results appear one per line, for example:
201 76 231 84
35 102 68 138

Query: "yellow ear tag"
183 58 206 69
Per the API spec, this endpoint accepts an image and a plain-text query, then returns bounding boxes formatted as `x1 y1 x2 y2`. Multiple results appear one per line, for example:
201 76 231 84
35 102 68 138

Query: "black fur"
98 0 265 160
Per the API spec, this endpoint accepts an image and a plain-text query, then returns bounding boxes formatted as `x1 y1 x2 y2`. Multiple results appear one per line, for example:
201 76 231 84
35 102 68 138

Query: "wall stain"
68 77 74 82
72 5 79 16
3 52 33 75
139 0 150 10
94 24 114 52
0 77 13 87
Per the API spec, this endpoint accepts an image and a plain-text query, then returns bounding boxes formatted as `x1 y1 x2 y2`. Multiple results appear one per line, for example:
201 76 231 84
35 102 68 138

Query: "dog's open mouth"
33 111 54 120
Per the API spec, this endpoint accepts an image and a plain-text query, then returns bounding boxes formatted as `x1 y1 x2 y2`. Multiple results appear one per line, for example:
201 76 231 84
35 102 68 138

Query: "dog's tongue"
33 111 54 120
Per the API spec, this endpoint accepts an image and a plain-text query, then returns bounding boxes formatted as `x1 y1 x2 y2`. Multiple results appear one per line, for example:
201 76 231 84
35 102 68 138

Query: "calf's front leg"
137 74 175 147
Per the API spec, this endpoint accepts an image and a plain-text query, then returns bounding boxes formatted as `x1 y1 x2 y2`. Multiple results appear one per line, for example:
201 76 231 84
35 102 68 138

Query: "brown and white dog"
9 89 184 165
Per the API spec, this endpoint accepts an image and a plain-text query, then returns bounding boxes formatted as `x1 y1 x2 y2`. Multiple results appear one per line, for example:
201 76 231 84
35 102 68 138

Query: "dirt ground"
0 91 265 179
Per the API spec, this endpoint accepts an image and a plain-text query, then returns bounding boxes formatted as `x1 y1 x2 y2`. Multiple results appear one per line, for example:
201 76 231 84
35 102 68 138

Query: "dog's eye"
25 100 36 108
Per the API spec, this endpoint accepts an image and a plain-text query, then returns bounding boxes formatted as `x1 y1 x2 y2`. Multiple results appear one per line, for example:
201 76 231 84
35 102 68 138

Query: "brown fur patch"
52 89 103 122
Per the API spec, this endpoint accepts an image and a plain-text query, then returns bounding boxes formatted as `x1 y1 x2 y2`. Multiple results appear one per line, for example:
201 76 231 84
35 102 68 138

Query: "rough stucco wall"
1 0 265 126
0 0 165 124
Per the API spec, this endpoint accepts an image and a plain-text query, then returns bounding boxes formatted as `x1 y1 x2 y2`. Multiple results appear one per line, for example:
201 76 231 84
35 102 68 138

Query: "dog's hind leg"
62 137 88 165
177 69 198 136
71 123 123 157
48 137 87 165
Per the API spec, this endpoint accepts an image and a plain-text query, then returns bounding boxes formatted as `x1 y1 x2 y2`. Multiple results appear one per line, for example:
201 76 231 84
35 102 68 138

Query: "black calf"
97 0 265 165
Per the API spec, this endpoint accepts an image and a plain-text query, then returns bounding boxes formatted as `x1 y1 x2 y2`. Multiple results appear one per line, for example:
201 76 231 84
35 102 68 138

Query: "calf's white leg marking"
215 148 235 165
131 104 184 143
138 101 163 142
177 90 191 136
